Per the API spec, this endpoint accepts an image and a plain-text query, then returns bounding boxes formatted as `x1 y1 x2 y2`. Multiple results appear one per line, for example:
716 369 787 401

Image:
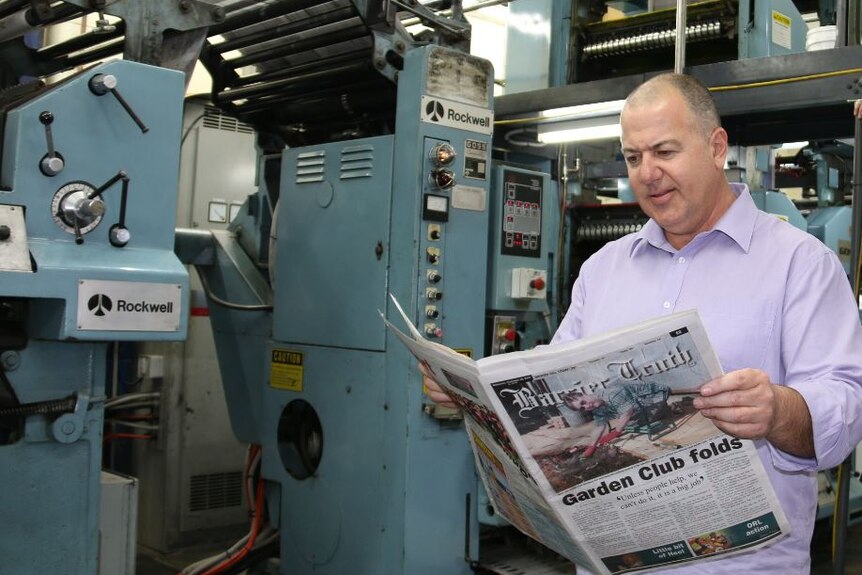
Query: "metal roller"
583 19 723 59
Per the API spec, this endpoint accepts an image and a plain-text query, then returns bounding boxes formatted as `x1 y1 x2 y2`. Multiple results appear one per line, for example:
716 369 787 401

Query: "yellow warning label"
772 10 790 27
271 349 303 391
453 348 473 358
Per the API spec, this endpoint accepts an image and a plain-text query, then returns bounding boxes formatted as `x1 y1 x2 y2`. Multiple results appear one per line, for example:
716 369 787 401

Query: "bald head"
623 74 720 139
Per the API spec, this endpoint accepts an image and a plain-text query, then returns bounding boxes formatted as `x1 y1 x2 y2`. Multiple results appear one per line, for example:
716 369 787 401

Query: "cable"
180 113 207 147
103 432 152 443
104 420 160 431
708 67 862 92
198 477 266 575
104 391 160 408
180 444 273 575
503 127 546 148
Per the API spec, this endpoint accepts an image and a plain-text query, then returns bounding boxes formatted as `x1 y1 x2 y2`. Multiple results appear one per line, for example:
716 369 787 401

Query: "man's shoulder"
752 210 832 257
588 232 641 261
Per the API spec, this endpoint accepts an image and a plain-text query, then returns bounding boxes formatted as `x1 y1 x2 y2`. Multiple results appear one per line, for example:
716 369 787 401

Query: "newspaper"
382 294 789 574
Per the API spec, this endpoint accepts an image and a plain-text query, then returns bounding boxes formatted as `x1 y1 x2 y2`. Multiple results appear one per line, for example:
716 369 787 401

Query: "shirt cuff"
767 381 852 472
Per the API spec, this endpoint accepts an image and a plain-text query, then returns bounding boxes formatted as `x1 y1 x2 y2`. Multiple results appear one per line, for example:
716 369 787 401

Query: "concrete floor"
136 518 862 574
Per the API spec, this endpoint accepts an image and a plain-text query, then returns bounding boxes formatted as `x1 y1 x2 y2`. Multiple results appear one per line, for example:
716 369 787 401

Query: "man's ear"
710 127 729 169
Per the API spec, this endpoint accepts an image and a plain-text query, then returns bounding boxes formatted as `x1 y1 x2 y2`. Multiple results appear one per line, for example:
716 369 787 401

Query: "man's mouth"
650 188 674 201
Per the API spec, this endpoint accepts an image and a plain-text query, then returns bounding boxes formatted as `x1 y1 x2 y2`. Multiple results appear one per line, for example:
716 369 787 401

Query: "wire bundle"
179 444 279 575
103 391 161 443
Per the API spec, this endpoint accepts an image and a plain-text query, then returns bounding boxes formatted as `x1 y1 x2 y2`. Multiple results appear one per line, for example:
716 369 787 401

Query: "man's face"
572 396 604 411
620 89 729 249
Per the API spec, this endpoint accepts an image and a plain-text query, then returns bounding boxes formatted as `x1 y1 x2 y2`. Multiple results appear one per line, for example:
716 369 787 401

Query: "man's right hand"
418 362 458 410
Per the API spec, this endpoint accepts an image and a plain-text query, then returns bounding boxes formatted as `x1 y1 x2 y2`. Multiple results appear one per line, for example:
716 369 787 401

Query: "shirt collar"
630 182 755 257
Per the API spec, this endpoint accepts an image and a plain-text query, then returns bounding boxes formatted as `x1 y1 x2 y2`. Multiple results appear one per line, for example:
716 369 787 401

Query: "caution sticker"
271 349 303 391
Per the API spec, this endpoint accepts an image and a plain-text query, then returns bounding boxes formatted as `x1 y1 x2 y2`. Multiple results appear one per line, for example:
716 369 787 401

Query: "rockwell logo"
425 100 445 121
88 294 112 317
87 293 174 316
420 95 493 135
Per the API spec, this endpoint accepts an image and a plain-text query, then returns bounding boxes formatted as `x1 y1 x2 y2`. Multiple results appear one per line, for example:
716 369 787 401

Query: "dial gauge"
51 181 103 236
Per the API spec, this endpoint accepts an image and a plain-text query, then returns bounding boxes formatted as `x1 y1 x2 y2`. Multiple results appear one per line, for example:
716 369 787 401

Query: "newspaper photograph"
382 294 790 574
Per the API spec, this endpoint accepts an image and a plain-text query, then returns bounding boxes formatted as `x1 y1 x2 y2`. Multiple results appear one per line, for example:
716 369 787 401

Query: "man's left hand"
693 368 814 458
693 369 776 439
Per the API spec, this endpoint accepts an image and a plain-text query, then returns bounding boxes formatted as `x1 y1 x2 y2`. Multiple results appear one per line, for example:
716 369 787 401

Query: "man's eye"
657 150 676 158
625 156 640 165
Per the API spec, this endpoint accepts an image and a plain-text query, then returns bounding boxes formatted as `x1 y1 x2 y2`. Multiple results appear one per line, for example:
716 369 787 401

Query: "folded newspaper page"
382 294 789 574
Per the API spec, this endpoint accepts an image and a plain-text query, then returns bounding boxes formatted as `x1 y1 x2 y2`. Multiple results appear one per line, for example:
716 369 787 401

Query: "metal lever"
88 170 127 200
87 170 131 247
38 111 64 176
108 175 131 247
88 74 149 133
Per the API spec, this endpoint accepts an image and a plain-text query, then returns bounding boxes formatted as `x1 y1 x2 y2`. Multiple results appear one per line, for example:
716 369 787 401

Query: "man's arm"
693 369 814 458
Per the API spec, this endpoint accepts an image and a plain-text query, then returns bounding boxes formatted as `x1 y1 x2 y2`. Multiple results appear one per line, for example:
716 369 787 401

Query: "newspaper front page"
382 295 789 575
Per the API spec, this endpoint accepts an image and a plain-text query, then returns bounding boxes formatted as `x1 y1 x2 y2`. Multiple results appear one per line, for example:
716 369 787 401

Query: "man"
426 73 862 573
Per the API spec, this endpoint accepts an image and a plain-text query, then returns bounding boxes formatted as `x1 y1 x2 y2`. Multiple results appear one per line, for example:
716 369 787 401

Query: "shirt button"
663 302 671 309
678 257 686 264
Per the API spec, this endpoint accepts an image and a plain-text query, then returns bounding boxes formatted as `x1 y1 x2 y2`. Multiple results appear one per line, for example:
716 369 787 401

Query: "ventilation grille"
340 145 374 179
202 106 254 134
296 150 326 183
188 471 243 512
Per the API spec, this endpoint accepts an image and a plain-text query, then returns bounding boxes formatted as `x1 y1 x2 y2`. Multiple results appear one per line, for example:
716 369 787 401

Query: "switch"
426 247 440 264
429 142 456 166
490 315 517 356
530 277 546 291
425 306 439 319
428 224 442 240
428 168 455 190
425 324 443 338
427 270 442 284
511 268 547 300
426 287 442 301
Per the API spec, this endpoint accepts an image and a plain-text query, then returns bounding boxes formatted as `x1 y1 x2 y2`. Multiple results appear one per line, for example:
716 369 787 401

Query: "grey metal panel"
274 135 393 350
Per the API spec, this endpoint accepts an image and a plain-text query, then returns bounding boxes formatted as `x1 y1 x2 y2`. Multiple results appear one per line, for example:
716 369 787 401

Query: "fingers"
425 383 458 410
419 363 459 410
694 369 776 440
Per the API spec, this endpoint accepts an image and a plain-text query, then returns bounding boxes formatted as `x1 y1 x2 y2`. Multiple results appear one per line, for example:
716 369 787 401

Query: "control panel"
420 139 456 339
487 165 553 312
500 170 543 258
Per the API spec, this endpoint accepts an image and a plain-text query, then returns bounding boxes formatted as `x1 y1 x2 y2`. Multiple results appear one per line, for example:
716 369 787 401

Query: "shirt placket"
659 251 690 314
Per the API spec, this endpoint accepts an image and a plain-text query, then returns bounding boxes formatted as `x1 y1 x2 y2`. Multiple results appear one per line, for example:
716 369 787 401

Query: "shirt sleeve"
768 247 862 472
551 262 589 345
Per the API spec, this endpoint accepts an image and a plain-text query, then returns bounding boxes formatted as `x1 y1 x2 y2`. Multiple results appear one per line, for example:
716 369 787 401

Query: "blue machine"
0 60 189 573
179 44 495 575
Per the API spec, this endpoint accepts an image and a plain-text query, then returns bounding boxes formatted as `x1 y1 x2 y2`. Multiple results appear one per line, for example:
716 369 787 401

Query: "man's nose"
638 155 661 183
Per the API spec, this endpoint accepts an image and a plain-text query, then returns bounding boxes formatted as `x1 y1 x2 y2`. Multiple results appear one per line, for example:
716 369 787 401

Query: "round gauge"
51 181 103 236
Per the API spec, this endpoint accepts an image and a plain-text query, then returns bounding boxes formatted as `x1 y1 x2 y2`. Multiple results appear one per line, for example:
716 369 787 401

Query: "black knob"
39 111 54 125
430 229 441 240
0 225 10 241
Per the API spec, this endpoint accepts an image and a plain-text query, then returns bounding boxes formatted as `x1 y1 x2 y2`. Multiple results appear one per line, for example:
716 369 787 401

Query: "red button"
530 278 545 290
504 328 517 341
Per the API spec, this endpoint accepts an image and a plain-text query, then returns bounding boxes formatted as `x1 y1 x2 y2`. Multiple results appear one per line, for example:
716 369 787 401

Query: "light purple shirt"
552 183 862 574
